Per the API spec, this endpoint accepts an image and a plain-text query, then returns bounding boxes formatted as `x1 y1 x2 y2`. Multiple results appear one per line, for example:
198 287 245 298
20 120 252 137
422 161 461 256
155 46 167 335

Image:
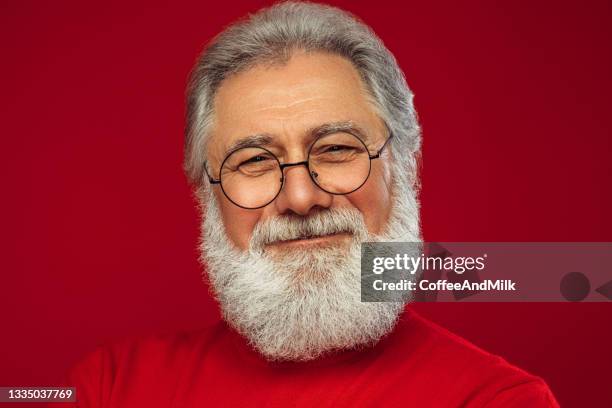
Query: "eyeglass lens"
219 132 372 209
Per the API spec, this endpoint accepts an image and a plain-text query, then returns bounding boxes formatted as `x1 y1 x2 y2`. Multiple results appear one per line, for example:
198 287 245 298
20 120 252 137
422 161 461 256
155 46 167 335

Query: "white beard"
199 165 421 361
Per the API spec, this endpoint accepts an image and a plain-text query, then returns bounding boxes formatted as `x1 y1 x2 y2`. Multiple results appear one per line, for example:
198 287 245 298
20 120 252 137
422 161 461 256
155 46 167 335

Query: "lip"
266 232 352 249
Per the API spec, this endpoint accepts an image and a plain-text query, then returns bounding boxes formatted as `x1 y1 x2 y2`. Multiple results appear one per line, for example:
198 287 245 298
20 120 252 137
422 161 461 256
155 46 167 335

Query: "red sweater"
59 309 558 407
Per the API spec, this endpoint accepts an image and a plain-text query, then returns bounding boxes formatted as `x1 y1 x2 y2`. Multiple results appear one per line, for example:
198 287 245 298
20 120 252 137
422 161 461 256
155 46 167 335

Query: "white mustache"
249 207 368 252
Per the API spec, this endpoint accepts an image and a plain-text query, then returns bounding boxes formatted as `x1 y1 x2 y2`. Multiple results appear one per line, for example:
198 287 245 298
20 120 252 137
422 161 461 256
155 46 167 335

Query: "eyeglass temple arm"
369 132 394 160
203 161 221 184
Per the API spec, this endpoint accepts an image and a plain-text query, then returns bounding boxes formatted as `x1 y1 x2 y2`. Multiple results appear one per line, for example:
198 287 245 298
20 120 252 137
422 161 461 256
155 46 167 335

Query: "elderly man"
67 2 558 407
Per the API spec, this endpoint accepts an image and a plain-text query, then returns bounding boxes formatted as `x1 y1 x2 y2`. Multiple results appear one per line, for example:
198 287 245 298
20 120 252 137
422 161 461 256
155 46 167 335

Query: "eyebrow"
309 121 370 142
223 134 275 157
221 121 371 158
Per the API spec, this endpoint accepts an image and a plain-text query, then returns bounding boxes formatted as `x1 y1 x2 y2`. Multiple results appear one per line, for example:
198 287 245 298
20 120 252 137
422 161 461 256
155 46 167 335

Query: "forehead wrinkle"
247 96 338 118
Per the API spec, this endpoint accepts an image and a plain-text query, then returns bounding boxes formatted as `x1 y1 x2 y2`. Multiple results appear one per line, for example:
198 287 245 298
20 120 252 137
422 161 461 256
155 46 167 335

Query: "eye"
322 145 354 152
240 155 271 166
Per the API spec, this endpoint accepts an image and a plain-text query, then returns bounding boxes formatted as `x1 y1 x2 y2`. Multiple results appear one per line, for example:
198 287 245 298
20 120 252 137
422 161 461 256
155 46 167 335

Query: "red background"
2 1 611 406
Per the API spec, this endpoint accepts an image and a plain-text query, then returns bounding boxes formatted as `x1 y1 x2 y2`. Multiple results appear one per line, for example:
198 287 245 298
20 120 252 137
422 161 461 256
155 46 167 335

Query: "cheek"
214 190 261 250
346 163 392 234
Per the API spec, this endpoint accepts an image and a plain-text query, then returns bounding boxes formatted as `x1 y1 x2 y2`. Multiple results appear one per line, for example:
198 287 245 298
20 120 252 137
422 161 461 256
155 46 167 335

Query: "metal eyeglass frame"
204 131 394 210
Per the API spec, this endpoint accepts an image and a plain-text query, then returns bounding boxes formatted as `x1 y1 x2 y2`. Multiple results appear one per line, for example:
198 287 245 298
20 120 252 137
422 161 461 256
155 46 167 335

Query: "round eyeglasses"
204 131 393 210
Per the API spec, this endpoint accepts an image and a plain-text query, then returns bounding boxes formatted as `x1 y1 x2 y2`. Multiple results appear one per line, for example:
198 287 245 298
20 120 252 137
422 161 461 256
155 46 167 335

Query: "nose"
273 162 333 216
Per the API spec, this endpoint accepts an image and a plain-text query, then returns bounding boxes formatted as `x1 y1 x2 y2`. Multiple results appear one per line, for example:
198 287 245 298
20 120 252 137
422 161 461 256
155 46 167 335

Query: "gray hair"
184 1 421 189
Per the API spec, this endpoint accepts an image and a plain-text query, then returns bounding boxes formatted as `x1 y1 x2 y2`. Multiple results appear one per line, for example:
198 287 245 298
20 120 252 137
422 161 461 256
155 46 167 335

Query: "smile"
267 232 352 248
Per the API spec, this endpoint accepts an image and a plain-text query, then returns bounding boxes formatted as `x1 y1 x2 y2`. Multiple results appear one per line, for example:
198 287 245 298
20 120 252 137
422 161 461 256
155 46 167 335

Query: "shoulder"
65 322 227 407
72 321 225 373
395 309 539 378
385 309 559 407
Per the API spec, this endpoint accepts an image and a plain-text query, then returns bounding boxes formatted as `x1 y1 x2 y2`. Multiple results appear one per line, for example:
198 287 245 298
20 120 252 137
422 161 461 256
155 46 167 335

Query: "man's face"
200 51 419 361
207 52 394 252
